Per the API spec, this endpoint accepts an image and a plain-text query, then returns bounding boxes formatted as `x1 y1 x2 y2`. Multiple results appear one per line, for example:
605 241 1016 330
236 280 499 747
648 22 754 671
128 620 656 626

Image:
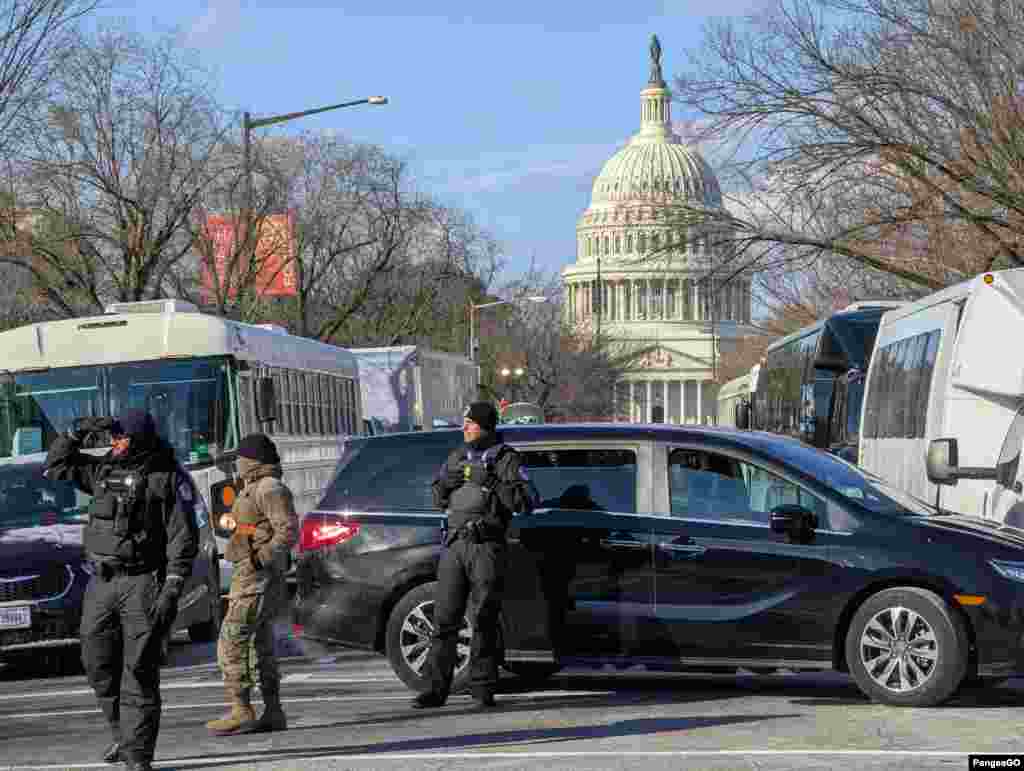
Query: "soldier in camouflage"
206 433 298 736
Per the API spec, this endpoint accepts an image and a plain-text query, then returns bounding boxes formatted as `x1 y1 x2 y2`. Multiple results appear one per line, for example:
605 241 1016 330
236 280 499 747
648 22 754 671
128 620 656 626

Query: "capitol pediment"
625 344 713 370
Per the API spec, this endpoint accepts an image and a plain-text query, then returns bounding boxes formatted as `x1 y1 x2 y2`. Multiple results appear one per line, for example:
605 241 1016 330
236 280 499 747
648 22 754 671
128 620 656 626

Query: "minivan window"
318 432 464 512
520 448 637 514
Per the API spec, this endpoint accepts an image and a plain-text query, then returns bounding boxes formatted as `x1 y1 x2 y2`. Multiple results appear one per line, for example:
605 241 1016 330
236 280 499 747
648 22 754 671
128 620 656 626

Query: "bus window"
0 357 233 464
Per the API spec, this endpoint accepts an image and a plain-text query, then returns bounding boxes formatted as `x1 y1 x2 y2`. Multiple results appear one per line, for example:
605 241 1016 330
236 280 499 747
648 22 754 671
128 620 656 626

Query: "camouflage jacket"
225 462 298 597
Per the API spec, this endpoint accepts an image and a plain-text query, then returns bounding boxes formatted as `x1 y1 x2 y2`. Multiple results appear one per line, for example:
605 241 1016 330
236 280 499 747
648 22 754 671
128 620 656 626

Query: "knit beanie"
112 409 156 440
237 433 280 464
464 401 498 432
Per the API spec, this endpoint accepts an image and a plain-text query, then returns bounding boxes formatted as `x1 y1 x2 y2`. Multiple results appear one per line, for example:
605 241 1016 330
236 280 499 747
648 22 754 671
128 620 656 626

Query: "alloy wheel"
859 605 938 692
398 599 471 677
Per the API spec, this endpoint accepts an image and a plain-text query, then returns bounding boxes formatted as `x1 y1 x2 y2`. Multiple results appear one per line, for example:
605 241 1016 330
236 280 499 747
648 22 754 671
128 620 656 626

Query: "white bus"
859 269 1024 522
0 298 362 593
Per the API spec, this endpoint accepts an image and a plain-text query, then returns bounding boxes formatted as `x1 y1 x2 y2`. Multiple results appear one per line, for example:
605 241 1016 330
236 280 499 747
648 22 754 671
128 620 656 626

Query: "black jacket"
45 433 199 580
432 435 536 533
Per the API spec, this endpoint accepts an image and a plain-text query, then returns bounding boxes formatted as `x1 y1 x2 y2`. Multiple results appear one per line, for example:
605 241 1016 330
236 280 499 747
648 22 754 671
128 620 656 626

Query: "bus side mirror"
255 376 277 425
927 437 998 485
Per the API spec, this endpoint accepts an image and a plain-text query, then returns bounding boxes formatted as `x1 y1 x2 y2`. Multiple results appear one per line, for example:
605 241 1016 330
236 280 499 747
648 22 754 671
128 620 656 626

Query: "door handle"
657 542 707 557
600 538 648 549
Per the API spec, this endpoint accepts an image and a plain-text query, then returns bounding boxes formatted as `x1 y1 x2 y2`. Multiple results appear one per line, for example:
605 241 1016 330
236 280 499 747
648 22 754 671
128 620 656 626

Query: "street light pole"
468 296 547 364
240 96 387 261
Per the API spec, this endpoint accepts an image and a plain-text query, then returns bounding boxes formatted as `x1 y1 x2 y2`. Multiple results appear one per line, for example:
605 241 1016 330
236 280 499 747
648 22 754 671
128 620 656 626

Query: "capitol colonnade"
565 276 751 325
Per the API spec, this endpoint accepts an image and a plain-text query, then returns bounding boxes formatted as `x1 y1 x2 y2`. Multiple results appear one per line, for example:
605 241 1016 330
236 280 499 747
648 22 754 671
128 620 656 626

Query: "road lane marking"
0 690 616 719
0 750 970 770
0 674 401 701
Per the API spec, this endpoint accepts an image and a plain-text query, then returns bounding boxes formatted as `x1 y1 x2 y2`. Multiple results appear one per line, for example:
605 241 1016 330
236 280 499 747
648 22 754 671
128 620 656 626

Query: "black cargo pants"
79 569 163 763
422 535 506 701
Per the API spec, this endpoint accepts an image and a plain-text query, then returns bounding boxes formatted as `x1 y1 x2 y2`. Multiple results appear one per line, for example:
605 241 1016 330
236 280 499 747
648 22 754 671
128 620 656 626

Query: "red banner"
200 211 297 299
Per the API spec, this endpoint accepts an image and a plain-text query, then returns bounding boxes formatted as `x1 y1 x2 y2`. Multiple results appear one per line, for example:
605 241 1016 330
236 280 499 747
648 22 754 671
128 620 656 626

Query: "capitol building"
561 36 754 424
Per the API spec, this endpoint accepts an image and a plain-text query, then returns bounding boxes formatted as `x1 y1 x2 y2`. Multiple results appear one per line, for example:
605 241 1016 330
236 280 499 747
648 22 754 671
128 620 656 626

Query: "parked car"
0 455 222 673
292 424 1024 707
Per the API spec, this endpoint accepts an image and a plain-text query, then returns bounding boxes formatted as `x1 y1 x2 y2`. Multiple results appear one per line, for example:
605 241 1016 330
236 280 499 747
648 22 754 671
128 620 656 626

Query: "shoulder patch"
177 481 193 503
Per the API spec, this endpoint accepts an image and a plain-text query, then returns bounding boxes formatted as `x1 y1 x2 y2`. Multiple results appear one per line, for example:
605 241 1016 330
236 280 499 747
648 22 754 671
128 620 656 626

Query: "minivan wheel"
385 582 472 693
845 587 967 707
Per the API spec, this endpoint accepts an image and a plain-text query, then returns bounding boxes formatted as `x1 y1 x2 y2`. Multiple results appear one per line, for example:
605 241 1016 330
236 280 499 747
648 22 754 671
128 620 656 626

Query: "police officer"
206 433 298 736
45 409 198 771
413 401 536 710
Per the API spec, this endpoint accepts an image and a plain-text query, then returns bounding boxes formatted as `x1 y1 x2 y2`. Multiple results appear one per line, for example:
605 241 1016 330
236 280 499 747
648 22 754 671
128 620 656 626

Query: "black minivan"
294 423 1024 707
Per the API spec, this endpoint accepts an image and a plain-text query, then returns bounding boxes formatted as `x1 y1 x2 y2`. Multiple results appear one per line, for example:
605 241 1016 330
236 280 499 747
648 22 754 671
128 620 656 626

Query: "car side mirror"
769 504 818 544
926 437 998 485
255 376 277 425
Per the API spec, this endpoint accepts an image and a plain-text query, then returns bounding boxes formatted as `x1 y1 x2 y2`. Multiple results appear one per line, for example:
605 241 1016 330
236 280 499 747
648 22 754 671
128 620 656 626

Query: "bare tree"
480 268 632 418
337 202 502 348
0 0 96 154
189 132 504 348
11 24 232 316
670 0 1024 290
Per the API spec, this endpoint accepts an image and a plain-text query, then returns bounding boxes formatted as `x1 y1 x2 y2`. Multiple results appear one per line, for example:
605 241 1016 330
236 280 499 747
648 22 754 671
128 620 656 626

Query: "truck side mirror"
926 437 998 484
255 376 277 425
926 438 959 485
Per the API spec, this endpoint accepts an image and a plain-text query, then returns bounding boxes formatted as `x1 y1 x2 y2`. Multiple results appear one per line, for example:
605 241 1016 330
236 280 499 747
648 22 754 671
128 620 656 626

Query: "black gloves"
152 577 183 631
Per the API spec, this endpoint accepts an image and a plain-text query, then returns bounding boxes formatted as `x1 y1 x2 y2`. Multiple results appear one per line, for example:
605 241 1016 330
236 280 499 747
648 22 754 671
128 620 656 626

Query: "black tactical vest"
446 444 507 532
83 464 171 569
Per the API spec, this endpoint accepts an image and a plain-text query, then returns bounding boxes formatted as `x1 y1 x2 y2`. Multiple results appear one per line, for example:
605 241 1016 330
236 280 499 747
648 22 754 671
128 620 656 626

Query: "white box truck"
859 268 1024 523
350 346 479 435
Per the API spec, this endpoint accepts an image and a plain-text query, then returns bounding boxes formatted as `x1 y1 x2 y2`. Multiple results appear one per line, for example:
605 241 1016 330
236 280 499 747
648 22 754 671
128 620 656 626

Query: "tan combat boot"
238 687 287 733
206 690 256 736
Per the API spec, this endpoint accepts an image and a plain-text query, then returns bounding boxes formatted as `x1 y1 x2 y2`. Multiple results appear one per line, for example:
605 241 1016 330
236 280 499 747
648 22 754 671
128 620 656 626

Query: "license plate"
0 605 30 630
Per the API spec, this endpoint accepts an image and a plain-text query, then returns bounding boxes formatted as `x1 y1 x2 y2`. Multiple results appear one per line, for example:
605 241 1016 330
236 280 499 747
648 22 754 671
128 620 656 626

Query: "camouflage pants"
217 583 284 698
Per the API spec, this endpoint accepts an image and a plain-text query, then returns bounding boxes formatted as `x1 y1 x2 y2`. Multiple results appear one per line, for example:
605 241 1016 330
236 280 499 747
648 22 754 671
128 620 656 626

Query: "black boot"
411 691 446 709
122 759 153 771
101 742 121 764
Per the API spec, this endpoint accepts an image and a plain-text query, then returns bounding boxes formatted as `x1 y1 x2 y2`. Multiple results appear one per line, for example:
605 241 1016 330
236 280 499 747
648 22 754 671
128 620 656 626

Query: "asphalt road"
0 626 1020 771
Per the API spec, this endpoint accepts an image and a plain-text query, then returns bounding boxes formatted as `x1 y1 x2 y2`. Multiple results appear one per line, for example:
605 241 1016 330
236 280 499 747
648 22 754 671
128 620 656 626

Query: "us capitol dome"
561 34 753 424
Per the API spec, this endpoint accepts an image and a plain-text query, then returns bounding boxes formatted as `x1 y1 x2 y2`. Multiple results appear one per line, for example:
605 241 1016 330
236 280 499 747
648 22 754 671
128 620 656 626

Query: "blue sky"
95 0 766 282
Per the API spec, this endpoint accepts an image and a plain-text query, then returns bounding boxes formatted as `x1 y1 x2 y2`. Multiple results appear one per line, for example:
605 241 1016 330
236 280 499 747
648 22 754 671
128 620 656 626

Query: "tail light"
300 514 360 552
292 623 304 638
40 511 58 526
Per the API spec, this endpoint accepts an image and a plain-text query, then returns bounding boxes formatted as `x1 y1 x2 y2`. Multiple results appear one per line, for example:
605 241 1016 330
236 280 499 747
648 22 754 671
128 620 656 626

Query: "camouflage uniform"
207 455 298 735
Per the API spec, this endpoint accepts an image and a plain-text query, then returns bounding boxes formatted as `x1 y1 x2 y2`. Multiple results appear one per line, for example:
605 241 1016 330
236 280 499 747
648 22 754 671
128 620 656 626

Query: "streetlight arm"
245 97 388 130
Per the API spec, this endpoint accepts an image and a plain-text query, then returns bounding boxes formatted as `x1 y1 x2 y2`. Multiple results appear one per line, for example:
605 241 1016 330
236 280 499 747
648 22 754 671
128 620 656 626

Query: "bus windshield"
0 356 234 465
